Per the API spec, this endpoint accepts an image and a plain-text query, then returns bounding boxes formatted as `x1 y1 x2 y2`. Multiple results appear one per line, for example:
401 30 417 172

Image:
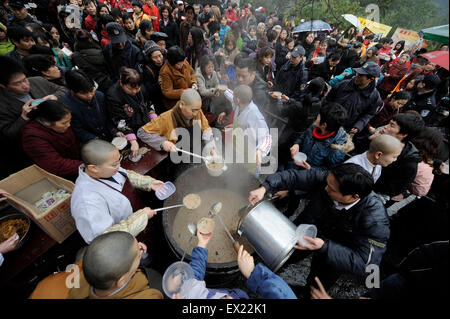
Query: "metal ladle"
154 194 202 212
180 222 197 262
208 202 241 253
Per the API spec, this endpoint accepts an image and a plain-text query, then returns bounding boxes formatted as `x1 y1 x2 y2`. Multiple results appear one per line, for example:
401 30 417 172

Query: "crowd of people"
0 0 448 300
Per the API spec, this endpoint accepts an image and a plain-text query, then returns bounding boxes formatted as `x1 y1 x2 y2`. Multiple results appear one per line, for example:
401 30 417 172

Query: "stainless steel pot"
238 200 297 272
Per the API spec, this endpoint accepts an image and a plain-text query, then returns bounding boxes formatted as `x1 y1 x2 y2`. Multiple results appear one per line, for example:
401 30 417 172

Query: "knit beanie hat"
143 40 162 56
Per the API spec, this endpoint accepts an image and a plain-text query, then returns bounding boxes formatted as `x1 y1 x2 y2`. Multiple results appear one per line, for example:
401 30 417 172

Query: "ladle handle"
153 204 184 212
233 241 240 253
181 235 195 262
175 148 207 161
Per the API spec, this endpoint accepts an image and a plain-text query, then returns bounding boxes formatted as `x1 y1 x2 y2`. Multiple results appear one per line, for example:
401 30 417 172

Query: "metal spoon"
175 147 209 162
208 202 240 253
153 204 184 212
180 222 197 262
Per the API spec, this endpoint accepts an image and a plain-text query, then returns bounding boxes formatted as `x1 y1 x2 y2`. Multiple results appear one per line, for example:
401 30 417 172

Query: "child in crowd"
288 102 353 171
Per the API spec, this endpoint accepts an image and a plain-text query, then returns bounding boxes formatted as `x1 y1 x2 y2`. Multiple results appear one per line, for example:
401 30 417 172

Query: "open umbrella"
342 14 361 31
420 24 449 44
292 20 332 34
420 50 449 70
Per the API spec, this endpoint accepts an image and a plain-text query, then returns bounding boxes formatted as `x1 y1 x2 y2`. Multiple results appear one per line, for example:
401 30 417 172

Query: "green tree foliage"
248 0 448 31
285 0 364 30
381 0 448 31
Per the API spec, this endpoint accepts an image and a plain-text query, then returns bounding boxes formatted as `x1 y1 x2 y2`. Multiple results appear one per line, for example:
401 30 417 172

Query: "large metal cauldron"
238 200 297 272
162 163 261 283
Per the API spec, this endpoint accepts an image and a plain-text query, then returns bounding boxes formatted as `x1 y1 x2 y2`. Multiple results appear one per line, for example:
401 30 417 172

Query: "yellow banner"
391 27 427 51
358 17 392 38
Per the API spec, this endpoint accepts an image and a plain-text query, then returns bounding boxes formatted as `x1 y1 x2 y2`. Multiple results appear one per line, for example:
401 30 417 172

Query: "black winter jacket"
242 34 258 55
105 82 153 135
103 41 144 82
398 241 449 298
374 141 420 197
250 73 271 112
280 94 323 144
335 48 359 75
274 60 308 101
59 91 116 143
261 169 390 277
402 89 437 122
309 59 339 82
72 48 113 94
137 59 165 115
275 43 289 70
326 78 382 132
159 19 179 49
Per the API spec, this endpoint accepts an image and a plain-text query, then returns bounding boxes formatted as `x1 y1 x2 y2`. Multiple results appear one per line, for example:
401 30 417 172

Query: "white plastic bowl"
294 152 307 164
128 153 142 163
111 137 128 150
295 224 317 247
162 261 195 298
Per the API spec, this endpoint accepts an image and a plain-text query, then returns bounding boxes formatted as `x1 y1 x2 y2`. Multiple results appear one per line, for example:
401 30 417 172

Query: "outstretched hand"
237 245 254 279
294 236 324 251
197 230 213 248
248 186 266 206
310 277 332 299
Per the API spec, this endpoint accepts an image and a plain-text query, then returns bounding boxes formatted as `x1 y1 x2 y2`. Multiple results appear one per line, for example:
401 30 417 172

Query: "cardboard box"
0 165 76 243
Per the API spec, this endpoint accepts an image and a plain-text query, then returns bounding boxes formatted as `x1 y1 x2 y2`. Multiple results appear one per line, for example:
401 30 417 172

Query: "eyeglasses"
101 155 123 169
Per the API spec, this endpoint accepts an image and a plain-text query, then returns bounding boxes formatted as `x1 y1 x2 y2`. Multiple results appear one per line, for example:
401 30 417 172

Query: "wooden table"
120 143 168 175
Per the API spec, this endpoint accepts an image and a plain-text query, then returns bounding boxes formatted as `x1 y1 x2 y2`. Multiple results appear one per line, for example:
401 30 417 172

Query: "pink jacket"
392 161 434 201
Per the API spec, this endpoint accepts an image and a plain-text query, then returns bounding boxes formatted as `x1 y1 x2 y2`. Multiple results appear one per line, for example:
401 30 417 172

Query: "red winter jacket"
109 0 133 12
143 4 160 32
84 15 96 33
21 120 82 179
225 9 239 25
379 61 410 92
100 29 110 49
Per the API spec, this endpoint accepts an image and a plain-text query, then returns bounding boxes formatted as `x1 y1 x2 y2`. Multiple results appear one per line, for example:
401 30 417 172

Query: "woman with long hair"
301 32 315 61
275 37 294 68
256 46 275 88
185 26 213 69
215 33 239 75
276 27 289 49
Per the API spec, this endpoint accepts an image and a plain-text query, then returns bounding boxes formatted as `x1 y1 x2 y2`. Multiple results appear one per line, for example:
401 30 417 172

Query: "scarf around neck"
312 127 336 140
